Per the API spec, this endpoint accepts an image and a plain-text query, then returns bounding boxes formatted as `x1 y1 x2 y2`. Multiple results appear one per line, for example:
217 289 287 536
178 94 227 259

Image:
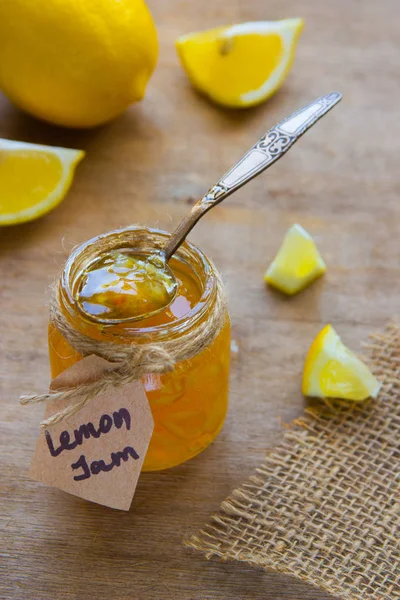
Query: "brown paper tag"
30 355 154 511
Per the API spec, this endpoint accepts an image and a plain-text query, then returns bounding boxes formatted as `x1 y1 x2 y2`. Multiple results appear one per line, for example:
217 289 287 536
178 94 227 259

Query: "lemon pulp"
302 325 381 401
176 19 304 108
0 139 84 225
0 150 62 214
265 224 326 295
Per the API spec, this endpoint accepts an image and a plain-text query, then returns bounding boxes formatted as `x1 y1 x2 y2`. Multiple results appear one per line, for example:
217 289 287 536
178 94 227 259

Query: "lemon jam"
48 227 230 471
77 250 177 321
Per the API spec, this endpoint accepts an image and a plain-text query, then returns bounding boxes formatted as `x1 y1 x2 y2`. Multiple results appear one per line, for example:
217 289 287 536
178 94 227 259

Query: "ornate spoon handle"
163 92 342 261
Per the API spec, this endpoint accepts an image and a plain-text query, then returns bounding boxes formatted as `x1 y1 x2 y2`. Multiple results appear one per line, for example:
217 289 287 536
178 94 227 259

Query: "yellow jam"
49 242 230 471
77 251 177 321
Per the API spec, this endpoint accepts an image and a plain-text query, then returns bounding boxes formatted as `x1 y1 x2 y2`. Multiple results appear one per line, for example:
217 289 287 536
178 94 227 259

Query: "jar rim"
59 226 217 342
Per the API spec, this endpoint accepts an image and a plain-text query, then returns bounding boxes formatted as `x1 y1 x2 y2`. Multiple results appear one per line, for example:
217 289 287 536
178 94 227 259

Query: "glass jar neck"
58 226 218 344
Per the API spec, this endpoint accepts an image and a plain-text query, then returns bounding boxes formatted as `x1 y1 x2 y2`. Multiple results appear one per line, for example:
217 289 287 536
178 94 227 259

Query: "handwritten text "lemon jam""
44 408 140 481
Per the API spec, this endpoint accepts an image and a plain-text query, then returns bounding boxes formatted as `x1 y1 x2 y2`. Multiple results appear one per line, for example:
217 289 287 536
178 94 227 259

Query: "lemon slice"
0 139 85 225
302 325 381 401
264 224 326 295
176 19 304 108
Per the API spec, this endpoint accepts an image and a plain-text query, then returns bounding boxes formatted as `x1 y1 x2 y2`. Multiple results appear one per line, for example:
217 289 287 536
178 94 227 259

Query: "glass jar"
48 226 230 471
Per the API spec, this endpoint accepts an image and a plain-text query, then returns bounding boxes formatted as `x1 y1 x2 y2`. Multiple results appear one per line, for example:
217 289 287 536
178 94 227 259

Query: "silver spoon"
78 92 342 322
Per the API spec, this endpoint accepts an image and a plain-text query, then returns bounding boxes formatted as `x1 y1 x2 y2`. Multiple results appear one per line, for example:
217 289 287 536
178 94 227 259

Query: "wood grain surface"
1 1 399 599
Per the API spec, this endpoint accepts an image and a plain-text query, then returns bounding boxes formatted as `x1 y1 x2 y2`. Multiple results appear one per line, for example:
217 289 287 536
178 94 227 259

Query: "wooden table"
1 0 399 598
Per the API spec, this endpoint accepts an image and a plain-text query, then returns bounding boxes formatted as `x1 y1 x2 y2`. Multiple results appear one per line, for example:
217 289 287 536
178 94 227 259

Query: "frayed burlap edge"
186 322 400 600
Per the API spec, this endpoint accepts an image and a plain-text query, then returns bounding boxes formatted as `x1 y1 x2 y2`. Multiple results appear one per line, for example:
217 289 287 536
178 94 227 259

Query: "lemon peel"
0 0 158 127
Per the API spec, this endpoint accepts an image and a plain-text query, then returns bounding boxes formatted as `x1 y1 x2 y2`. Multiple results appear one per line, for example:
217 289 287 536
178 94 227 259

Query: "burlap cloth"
187 322 400 600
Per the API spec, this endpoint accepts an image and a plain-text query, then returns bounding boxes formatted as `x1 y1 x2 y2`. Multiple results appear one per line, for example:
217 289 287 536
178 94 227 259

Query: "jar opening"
59 226 217 342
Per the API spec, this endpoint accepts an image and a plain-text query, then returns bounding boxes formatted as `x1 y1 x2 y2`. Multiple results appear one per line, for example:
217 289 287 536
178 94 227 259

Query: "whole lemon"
0 0 158 128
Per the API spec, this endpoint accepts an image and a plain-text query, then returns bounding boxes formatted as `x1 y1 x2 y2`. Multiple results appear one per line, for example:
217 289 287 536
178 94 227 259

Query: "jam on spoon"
77 250 177 321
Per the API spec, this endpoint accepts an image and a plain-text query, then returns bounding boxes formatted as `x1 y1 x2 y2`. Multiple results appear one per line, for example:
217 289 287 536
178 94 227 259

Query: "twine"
20 234 227 428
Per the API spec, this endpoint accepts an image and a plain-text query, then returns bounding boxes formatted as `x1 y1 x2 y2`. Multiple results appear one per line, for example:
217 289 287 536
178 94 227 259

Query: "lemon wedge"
0 139 85 225
176 19 304 108
265 224 326 295
303 325 381 401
